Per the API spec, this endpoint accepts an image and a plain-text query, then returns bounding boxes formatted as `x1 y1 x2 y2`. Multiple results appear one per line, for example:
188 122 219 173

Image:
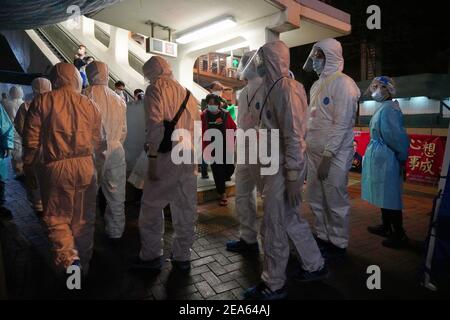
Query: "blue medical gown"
362 100 410 210
0 106 14 182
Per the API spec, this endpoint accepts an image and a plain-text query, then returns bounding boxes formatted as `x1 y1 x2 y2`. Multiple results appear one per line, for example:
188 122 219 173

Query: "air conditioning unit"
146 37 178 58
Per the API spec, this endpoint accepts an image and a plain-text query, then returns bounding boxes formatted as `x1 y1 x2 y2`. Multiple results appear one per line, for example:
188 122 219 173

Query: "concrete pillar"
80 16 95 39
108 26 130 65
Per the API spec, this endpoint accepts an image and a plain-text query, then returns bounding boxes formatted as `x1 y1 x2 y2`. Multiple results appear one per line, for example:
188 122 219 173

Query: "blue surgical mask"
312 58 325 75
207 105 219 113
371 89 387 102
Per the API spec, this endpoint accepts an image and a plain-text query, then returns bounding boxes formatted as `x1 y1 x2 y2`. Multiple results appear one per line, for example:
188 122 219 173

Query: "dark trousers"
201 159 209 178
0 181 5 205
211 163 235 195
381 208 405 235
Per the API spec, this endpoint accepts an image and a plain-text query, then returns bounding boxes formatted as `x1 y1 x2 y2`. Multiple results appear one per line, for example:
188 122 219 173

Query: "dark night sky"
290 0 450 92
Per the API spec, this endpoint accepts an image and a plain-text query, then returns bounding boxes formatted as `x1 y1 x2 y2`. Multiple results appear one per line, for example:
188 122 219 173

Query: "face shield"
236 48 265 81
303 47 325 73
366 76 396 102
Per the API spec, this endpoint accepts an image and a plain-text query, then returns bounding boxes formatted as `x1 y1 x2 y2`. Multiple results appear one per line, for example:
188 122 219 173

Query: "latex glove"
147 158 159 181
286 179 302 208
317 155 332 181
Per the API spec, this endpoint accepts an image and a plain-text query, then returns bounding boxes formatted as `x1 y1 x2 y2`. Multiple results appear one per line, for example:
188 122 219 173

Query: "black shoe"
201 175 209 179
106 237 122 247
0 206 12 219
171 259 191 273
367 224 392 238
323 244 347 260
294 265 329 283
314 236 331 250
243 282 287 300
226 239 259 254
129 256 163 271
382 233 409 249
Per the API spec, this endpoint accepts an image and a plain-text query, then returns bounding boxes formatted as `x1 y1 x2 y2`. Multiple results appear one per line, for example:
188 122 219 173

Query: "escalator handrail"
35 25 134 100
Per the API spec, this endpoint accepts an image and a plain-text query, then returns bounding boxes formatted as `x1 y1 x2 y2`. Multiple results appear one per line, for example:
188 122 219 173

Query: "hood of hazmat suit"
85 61 127 239
22 63 105 270
15 78 52 137
304 38 360 250
138 56 200 263
3 85 24 122
257 41 324 292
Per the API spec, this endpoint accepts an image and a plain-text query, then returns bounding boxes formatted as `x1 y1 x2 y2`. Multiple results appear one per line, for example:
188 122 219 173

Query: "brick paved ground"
0 162 447 300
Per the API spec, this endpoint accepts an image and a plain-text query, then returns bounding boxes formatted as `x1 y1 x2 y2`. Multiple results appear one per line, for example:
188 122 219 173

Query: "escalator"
34 24 135 100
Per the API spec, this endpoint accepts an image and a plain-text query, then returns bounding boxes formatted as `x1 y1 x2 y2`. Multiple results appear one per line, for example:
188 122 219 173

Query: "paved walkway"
0 162 446 300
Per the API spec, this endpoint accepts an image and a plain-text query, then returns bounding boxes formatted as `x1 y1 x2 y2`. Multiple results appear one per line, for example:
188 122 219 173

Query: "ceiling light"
176 17 236 44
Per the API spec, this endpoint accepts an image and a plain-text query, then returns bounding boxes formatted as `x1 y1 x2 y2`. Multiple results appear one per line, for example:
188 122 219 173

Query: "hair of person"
134 89 144 95
115 80 125 88
205 94 222 105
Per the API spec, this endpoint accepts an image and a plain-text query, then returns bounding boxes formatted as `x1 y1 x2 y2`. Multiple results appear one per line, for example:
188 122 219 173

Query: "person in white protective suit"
22 63 105 273
85 61 127 242
131 56 200 272
3 85 25 178
226 51 264 254
14 77 52 213
303 38 361 257
243 41 326 301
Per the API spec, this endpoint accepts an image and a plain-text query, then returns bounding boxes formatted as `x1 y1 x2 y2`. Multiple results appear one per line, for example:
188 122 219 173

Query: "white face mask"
312 58 325 75
212 91 222 97
207 105 219 113
371 89 387 102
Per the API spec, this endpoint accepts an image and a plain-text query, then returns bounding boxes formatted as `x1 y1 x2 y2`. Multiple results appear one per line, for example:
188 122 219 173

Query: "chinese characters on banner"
353 132 447 186
406 135 447 186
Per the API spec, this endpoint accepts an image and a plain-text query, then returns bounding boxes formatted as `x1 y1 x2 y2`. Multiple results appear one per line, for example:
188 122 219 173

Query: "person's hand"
147 158 159 181
286 179 302 208
317 155 332 181
3 149 11 158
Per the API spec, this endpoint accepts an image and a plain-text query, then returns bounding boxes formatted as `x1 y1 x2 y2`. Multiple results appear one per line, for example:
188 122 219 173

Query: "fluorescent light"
176 18 236 44
216 42 249 53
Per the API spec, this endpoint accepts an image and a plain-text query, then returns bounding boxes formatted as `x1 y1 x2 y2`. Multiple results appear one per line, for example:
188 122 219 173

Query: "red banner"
406 135 447 186
353 132 447 186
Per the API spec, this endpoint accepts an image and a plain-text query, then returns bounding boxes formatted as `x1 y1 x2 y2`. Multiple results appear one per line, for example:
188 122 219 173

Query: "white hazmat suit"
234 51 264 245
138 56 200 263
85 61 127 239
3 85 24 176
303 38 361 249
15 77 52 212
257 41 324 292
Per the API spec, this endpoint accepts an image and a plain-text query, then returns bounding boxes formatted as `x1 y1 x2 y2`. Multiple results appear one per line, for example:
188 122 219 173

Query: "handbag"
158 90 191 153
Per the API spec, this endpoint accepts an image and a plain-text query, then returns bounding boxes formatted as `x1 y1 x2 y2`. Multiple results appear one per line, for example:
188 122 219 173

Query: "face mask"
116 89 124 96
256 65 266 77
371 89 387 102
212 91 222 97
312 58 325 75
207 105 219 113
